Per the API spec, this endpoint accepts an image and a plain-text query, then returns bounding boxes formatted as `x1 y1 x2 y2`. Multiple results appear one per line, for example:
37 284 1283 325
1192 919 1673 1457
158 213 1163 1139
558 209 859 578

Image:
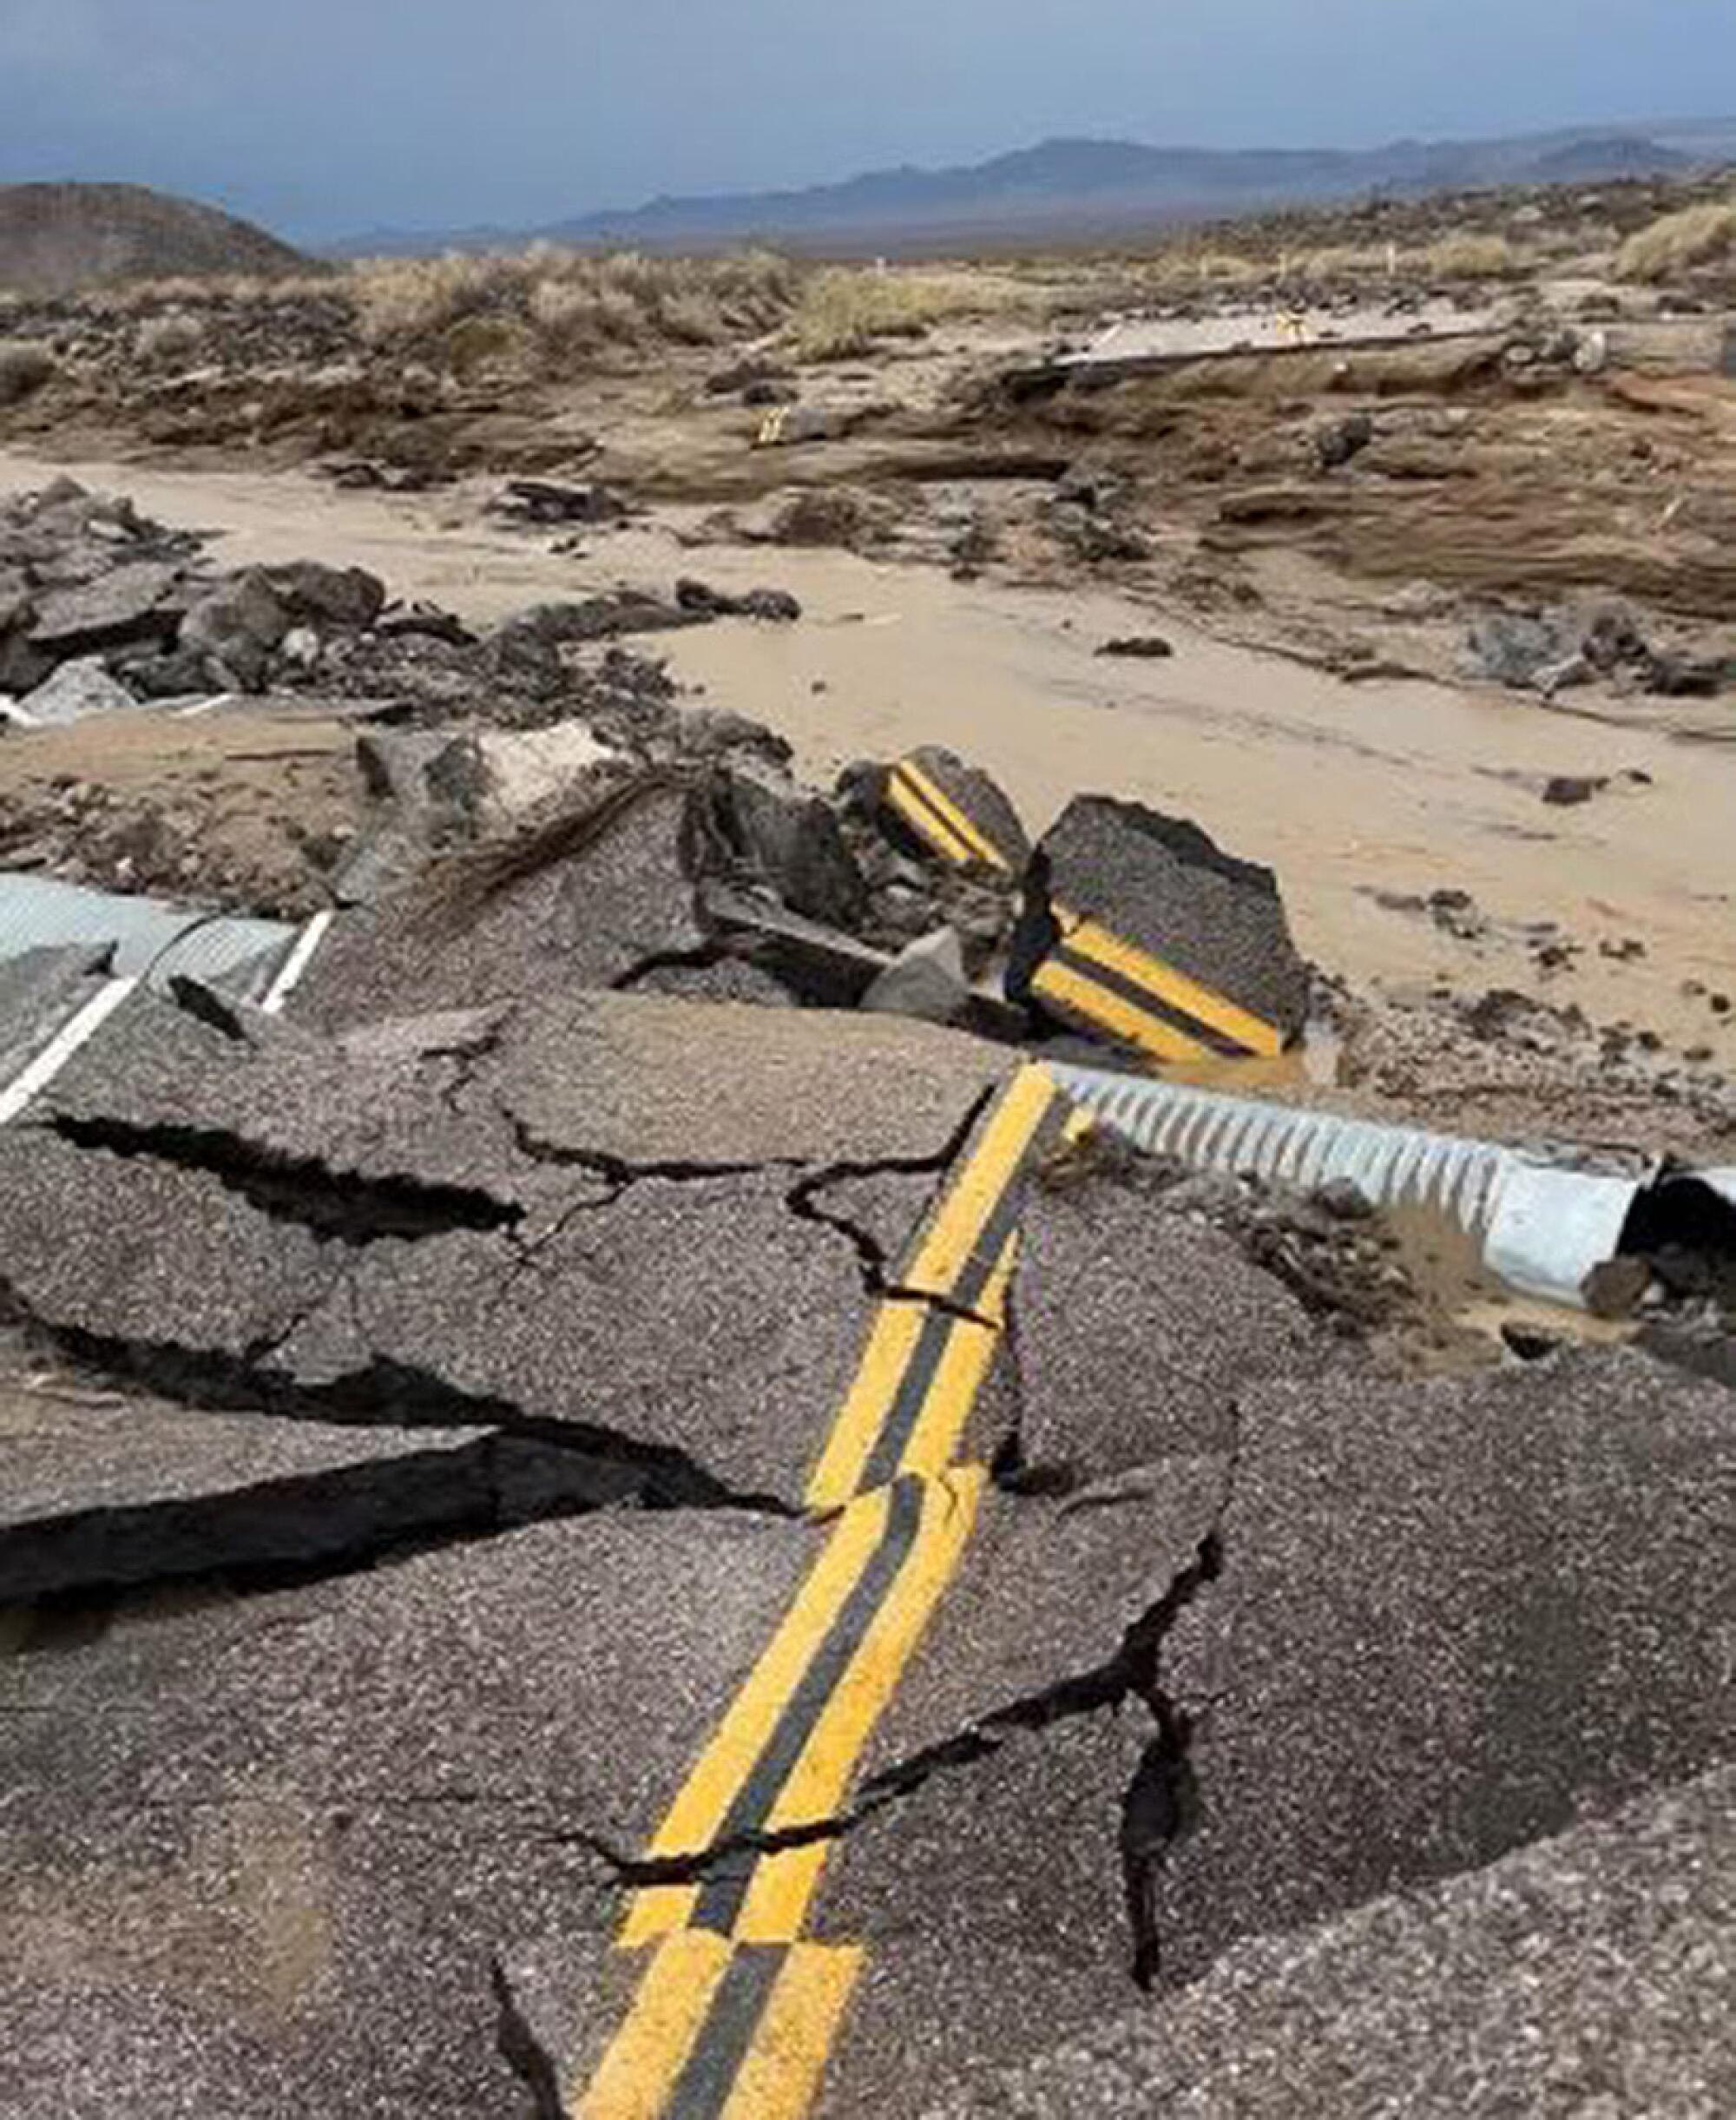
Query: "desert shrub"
1299 245 1392 280
1614 201 1736 282
350 253 529 342
134 309 205 363
655 289 728 345
786 267 1030 360
1421 233 1519 280
0 339 56 405
352 246 799 368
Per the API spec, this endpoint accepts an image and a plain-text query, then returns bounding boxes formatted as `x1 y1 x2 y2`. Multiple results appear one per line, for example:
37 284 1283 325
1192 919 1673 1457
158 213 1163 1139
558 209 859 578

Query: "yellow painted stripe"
1032 958 1214 1065
804 1068 1054 1509
895 760 1011 873
718 1944 864 2120
899 1064 1057 1300
1057 911 1285 1058
733 1467 985 1942
886 772 976 867
618 1490 894 1946
575 1931 733 2118
805 1298 930 1514
896 1235 1016 1485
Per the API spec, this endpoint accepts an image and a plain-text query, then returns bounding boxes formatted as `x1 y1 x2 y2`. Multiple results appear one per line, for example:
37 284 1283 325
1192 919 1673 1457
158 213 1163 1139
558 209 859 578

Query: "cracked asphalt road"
1 965 1733 2116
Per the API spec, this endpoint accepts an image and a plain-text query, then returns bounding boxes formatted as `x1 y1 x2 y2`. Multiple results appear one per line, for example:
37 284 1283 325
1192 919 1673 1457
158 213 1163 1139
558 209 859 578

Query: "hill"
332 122 1715 259
0 182 309 296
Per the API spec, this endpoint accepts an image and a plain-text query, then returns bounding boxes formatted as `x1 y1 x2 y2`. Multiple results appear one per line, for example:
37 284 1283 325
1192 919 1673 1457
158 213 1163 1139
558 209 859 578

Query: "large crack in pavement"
556 1513 1235 1998
49 1111 527 1244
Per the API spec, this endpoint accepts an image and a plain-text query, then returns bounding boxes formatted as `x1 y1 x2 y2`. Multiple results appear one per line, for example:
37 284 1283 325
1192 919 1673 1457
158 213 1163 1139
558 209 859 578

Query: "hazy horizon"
2 0 1732 244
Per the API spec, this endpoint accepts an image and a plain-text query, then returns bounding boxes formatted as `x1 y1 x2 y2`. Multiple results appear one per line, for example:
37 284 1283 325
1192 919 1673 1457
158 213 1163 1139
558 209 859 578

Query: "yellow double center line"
575 1063 1069 2118
1032 904 1285 1063
878 760 1284 1064
886 758 1014 875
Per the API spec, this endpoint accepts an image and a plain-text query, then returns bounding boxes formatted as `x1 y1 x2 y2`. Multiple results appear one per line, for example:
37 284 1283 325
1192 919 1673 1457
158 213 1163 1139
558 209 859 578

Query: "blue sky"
0 1 1728 241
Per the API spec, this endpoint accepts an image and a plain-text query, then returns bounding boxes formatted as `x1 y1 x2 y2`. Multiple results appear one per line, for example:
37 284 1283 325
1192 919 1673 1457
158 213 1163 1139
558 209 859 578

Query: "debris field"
0 463 1732 2120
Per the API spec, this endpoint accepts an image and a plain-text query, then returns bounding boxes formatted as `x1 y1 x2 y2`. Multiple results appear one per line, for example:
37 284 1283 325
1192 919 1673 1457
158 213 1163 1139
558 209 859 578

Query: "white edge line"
260 909 336 1017
0 976 140 1127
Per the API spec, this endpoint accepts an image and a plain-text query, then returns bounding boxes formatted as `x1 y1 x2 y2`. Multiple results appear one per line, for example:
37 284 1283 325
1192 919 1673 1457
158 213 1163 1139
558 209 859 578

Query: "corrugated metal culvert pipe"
1049 1061 1736 1311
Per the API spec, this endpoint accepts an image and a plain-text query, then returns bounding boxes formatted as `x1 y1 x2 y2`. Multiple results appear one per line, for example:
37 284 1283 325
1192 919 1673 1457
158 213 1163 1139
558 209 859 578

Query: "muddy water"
4 447 1733 1057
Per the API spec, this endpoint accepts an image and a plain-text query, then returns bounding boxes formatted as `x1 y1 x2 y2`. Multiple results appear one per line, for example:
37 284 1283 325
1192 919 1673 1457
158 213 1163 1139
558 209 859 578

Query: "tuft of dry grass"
0 339 56 405
347 247 798 368
1614 201 1736 283
134 309 206 363
1297 245 1392 280
1419 233 1520 280
783 266 1036 361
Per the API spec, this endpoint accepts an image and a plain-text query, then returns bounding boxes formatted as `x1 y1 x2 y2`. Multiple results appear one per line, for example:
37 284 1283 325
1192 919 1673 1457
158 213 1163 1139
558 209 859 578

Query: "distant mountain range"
331 117 1736 259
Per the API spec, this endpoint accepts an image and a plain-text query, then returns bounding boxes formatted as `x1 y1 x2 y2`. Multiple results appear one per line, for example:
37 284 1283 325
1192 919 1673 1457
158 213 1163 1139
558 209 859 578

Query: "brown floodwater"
3 447 1733 1060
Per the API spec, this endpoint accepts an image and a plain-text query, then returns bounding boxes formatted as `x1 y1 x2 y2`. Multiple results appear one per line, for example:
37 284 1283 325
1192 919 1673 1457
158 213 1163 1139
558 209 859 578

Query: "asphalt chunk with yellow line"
1007 795 1309 1063
879 748 1032 879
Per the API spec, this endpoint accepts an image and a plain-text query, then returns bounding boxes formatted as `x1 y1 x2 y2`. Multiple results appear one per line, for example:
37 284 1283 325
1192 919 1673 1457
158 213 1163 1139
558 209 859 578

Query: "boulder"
861 926 972 1028
18 655 139 726
674 577 802 622
179 568 292 691
1095 635 1174 660
261 560 386 632
1461 609 1568 690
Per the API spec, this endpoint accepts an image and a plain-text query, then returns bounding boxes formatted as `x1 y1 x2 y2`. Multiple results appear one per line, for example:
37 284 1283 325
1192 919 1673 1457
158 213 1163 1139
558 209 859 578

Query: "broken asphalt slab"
1009 796 1310 1060
0 942 115 1096
0 1383 642 1602
496 1186 1335 2116
495 1463 1229 2120
1153 1346 1736 1986
502 1325 1736 2117
1011 1167 1318 1483
293 777 713 1026
0 984 1011 1505
0 1509 822 2120
879 747 1033 878
25 558 183 657
925 1766 1736 2118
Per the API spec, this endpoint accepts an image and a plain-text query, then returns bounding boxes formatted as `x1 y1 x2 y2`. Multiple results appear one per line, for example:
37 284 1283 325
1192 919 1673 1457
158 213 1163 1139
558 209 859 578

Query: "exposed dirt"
0 707 358 915
3 442 1732 1102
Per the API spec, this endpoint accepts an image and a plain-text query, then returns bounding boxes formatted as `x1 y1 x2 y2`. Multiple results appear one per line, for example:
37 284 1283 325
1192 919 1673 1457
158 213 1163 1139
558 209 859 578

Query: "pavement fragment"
925 1767 1736 2118
295 775 711 1025
1154 1347 1736 1985
0 1385 639 1600
1009 795 1310 1061
881 747 1032 878
0 1511 820 2120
